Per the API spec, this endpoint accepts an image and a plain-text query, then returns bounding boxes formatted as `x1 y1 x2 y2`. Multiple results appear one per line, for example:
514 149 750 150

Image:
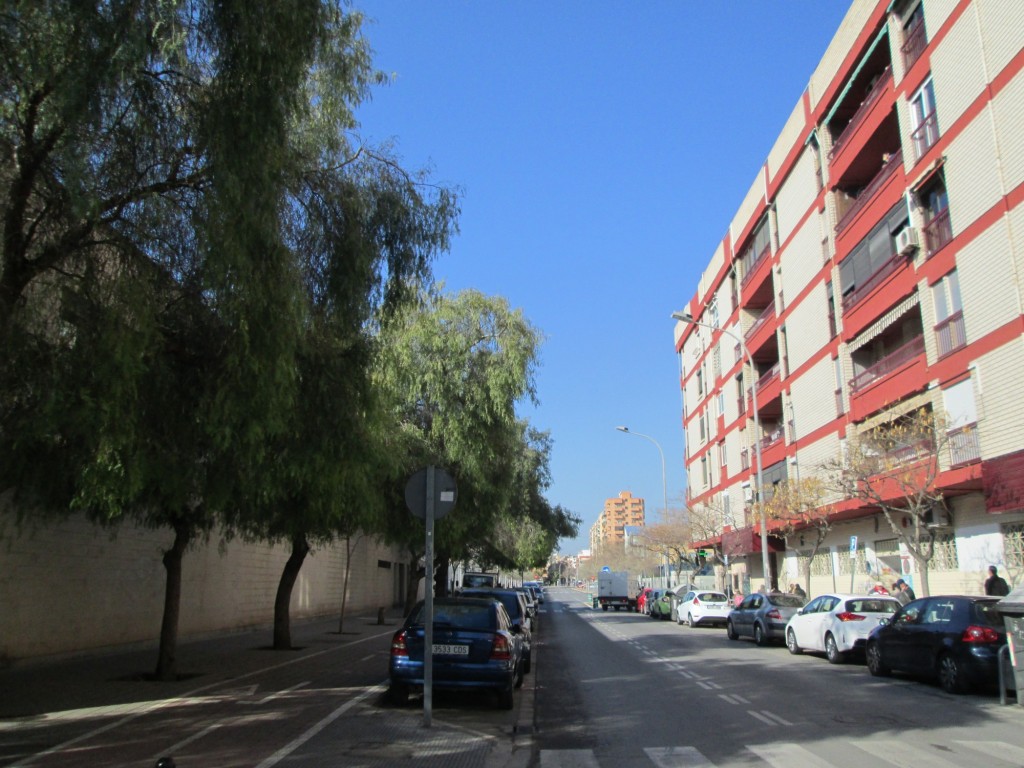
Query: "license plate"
432 644 469 656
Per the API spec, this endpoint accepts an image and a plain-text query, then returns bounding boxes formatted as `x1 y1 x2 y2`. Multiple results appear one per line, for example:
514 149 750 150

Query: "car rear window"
769 594 806 608
974 600 1004 627
846 598 898 614
412 602 495 630
698 593 727 602
462 590 520 618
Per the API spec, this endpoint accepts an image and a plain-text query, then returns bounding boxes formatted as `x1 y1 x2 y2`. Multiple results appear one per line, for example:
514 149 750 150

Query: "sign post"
404 466 457 728
849 535 858 592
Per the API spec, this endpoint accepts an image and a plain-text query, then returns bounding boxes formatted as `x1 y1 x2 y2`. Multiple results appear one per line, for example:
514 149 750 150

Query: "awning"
850 292 920 351
722 526 786 557
910 156 946 192
823 26 890 128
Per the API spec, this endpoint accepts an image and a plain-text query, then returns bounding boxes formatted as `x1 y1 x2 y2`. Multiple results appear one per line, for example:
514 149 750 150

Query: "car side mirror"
877 617 889 627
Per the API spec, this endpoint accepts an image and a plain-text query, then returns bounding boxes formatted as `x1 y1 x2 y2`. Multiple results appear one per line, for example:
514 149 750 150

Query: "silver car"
727 591 806 646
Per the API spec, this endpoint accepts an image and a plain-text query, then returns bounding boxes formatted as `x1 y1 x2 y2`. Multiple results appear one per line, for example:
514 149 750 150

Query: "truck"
461 571 499 589
597 570 637 611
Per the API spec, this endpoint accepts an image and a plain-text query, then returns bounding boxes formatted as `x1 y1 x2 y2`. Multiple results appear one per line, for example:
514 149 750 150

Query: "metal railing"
835 150 903 234
948 423 980 466
744 304 776 342
935 311 966 358
829 65 893 161
740 243 771 288
849 335 925 392
902 21 927 71
912 111 940 160
841 249 909 311
923 207 952 256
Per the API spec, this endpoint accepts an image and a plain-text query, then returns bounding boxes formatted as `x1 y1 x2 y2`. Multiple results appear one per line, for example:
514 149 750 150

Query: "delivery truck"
597 570 637 611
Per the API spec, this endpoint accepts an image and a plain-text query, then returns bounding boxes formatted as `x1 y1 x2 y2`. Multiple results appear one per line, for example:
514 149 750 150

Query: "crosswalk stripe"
644 746 714 767
540 749 601 768
850 738 960 767
747 742 834 768
954 740 1024 765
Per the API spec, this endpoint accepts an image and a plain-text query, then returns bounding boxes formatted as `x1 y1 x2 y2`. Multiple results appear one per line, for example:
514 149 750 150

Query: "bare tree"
762 477 836 597
822 407 957 597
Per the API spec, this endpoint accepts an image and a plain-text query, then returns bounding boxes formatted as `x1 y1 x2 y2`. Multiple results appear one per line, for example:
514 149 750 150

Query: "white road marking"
955 740 1024 765
851 738 961 767
644 745 715 767
747 742 834 768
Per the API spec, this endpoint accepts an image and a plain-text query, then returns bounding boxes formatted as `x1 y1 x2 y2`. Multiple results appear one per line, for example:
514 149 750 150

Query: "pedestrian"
984 565 1010 596
733 589 745 607
868 582 889 595
790 583 807 600
892 578 916 605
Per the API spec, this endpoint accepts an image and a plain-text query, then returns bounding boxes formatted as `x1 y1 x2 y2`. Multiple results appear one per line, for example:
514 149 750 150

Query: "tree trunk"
154 520 192 681
337 534 360 634
273 533 310 649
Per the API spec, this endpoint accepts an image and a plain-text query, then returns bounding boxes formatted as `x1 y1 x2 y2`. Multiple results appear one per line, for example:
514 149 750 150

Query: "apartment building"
590 491 646 551
673 0 1024 596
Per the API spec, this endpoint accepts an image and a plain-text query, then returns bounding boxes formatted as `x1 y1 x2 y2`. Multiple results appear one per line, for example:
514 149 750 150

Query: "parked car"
646 589 667 619
637 587 654 614
513 586 538 619
674 589 731 628
460 588 533 673
865 595 1007 694
523 581 545 603
388 597 525 709
649 590 675 620
785 593 900 663
727 591 806 645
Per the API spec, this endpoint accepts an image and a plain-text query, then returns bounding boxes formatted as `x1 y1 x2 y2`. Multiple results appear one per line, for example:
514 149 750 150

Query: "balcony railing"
740 243 771 288
849 335 925 392
934 311 966 357
829 65 893 160
835 150 903 234
948 423 980 466
753 362 781 394
923 207 952 256
912 111 940 160
740 448 750 471
902 20 927 71
760 428 784 451
841 250 909 311
744 303 776 342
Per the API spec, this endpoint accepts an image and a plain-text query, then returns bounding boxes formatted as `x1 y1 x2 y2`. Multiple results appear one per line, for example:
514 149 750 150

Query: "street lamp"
616 426 670 587
671 310 772 591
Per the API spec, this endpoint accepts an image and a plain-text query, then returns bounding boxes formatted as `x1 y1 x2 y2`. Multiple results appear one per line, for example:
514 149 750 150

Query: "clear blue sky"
353 2 853 555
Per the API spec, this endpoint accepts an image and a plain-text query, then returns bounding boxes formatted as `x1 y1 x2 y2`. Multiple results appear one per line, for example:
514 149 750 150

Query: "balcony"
902 20 927 72
948 423 980 466
923 207 952 256
842 250 910 312
744 304 776 343
835 150 903 234
829 66 893 162
850 335 925 392
740 242 772 289
934 311 966 358
912 111 940 161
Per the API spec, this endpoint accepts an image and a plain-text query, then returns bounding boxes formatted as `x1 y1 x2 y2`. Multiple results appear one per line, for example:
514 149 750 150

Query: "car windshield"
846 598 898 613
698 593 727 602
768 594 806 608
411 602 494 630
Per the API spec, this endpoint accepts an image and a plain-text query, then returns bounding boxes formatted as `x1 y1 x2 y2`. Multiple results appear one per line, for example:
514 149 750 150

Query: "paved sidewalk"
0 610 536 768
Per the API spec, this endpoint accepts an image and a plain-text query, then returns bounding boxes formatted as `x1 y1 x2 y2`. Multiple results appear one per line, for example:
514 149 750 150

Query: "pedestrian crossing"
538 739 1024 768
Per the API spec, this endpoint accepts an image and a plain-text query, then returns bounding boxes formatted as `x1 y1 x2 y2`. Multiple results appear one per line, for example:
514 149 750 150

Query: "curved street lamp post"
615 426 671 588
671 311 772 591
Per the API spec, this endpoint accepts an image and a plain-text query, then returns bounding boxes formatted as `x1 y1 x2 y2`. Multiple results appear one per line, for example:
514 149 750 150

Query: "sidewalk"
0 610 536 768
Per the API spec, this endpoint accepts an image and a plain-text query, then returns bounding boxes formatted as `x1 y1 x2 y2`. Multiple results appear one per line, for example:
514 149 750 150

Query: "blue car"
459 588 533 673
388 597 525 709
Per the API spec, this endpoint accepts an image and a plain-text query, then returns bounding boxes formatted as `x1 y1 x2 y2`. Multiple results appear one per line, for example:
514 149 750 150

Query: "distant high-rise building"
590 491 646 551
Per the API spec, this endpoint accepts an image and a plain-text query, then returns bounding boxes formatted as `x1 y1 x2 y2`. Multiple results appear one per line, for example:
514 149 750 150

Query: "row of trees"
0 1 578 679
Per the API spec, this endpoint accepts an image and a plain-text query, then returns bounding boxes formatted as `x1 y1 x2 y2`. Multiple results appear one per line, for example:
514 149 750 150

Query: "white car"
785 593 900 664
674 590 731 627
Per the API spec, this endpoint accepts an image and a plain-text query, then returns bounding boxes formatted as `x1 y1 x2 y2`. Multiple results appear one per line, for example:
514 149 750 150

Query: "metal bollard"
998 644 1011 705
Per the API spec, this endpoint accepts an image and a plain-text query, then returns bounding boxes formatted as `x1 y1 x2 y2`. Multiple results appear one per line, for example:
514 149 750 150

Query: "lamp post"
616 426 670 588
671 311 772 591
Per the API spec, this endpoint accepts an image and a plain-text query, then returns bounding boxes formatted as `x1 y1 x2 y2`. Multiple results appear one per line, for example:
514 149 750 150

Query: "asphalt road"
534 586 1024 768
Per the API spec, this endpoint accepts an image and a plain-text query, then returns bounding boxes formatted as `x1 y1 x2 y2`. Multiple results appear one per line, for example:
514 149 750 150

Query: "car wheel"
866 641 891 677
754 622 768 647
727 620 738 641
388 682 409 706
938 653 967 694
687 613 695 628
497 684 515 710
825 633 844 665
786 628 801 655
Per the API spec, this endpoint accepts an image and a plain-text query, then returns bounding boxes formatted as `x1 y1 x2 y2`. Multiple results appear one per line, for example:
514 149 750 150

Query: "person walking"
892 578 916 605
984 565 1010 596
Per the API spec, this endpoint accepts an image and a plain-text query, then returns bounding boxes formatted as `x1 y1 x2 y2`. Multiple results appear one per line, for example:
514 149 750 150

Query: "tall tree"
762 477 835 597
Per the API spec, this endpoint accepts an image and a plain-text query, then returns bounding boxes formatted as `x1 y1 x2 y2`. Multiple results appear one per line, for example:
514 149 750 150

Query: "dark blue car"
388 597 525 709
459 588 533 673
865 595 1006 694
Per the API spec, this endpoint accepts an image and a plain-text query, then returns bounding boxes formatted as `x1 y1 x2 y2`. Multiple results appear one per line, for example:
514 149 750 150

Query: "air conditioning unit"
896 227 920 256
924 507 952 529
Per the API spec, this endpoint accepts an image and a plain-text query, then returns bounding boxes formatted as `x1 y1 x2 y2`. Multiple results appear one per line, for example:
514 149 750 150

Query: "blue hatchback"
388 597 525 709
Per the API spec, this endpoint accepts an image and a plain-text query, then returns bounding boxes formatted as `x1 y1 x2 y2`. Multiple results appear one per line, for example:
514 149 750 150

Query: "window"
717 391 725 418
709 297 720 329
919 174 951 255
1003 522 1024 568
718 441 727 472
736 372 746 416
701 455 709 487
933 270 965 356
713 344 722 380
696 368 704 397
826 281 837 338
901 2 927 71
932 533 959 571
911 78 939 160
739 217 772 284
838 203 910 308
833 356 845 416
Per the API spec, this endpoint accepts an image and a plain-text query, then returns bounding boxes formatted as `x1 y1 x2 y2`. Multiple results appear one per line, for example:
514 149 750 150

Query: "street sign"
601 566 610 572
849 535 858 558
405 467 457 520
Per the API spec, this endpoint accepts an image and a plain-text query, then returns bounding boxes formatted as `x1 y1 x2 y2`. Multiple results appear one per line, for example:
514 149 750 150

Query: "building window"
740 217 772 286
901 2 927 71
838 203 910 310
718 441 727 473
911 78 939 160
696 368 704 397
736 372 746 416
699 410 707 443
920 174 951 256
933 269 965 357
709 297 720 329
1004 523 1024 568
713 343 722 380
932 533 959 571
833 356 845 416
701 455 709 487
826 281 837 338
717 390 725 419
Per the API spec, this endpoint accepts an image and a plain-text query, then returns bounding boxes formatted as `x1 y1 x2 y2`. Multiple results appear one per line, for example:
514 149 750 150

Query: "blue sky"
353 2 852 554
